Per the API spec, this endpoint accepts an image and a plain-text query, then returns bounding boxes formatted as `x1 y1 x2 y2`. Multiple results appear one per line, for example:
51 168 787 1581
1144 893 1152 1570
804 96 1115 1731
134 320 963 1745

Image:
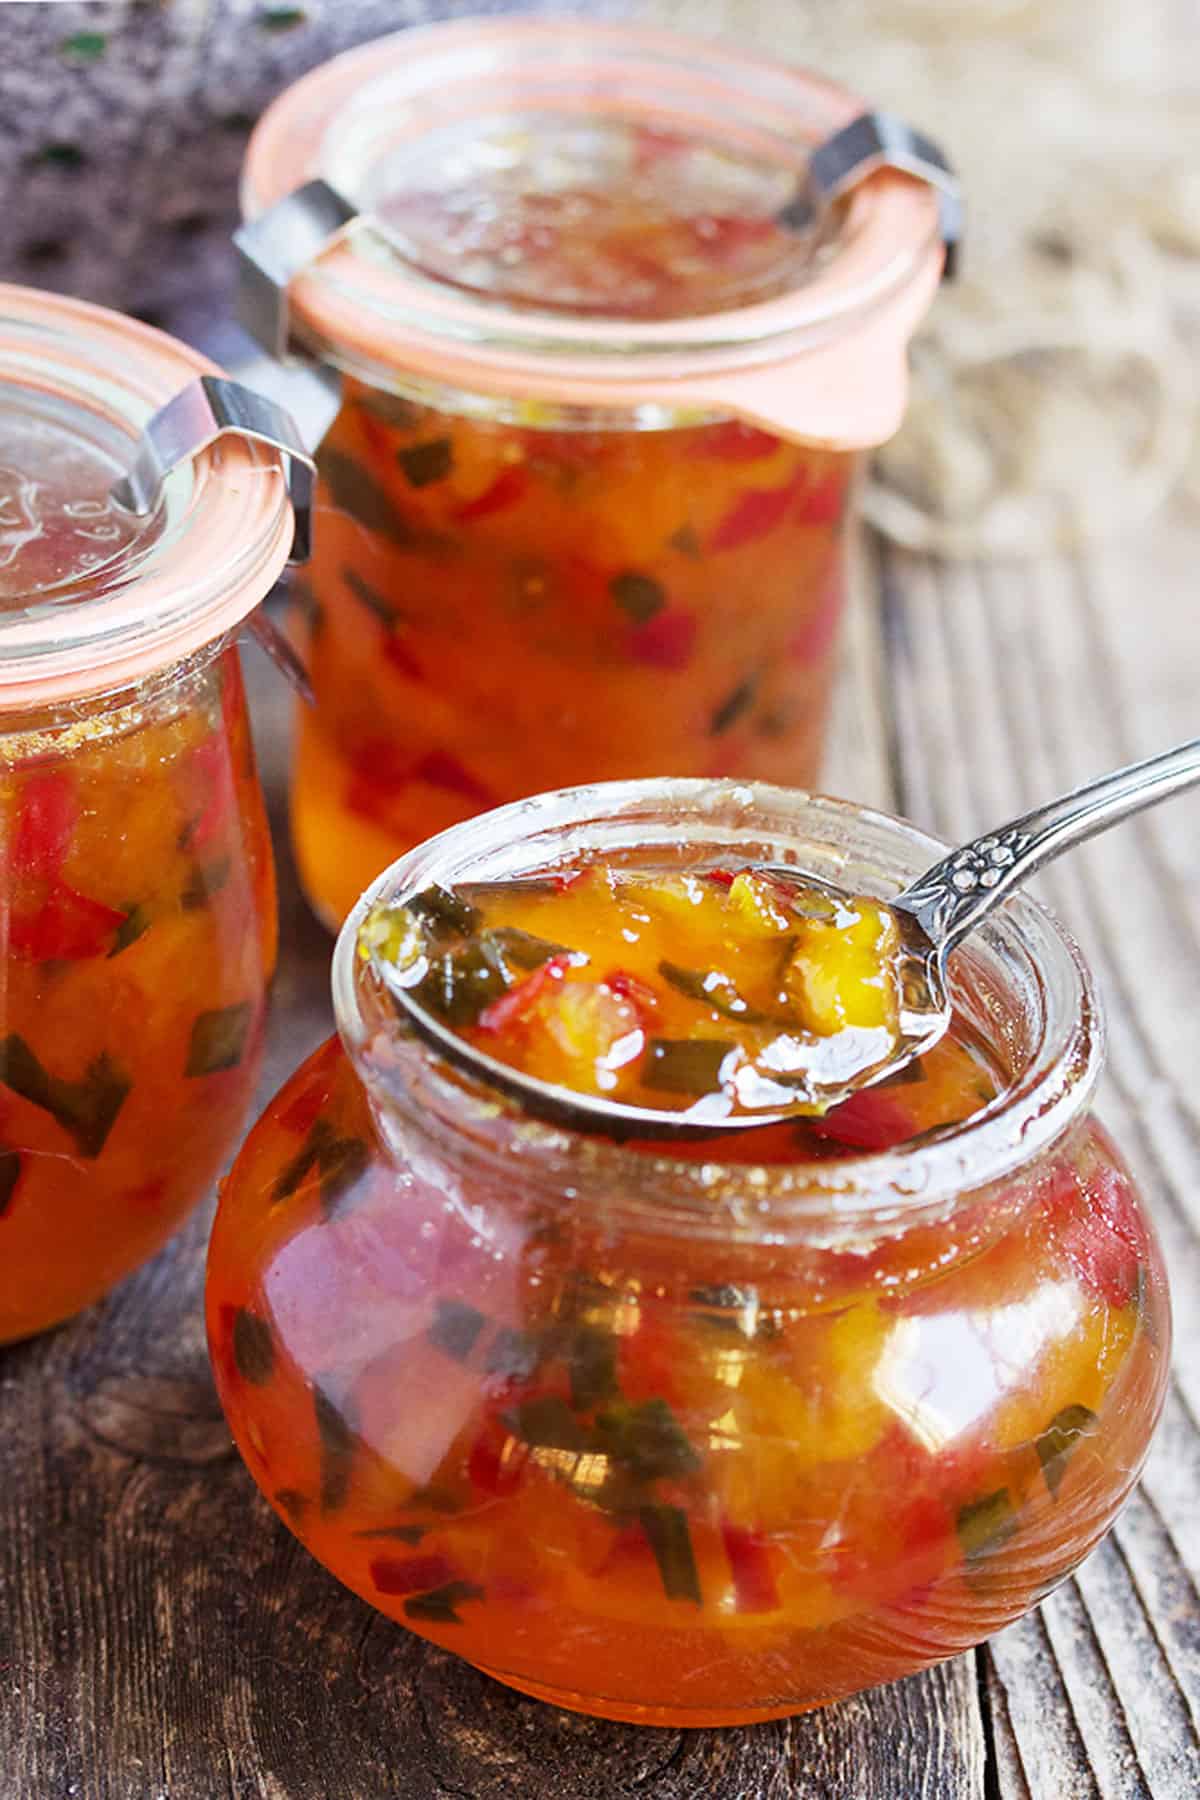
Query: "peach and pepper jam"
1 649 275 1342
292 156 853 925
209 850 1168 1721
363 866 928 1121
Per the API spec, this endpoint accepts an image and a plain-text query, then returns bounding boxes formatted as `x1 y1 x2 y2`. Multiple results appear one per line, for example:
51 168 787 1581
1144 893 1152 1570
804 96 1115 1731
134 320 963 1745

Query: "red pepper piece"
477 955 570 1035
690 215 778 260
626 608 698 670
709 470 806 553
632 125 691 171
795 470 847 526
414 750 498 808
807 1091 915 1152
186 736 234 852
277 1078 333 1140
692 421 781 463
467 1419 525 1497
604 969 660 1024
1054 1160 1146 1307
382 632 425 682
703 868 737 888
369 1553 459 1596
12 772 77 877
453 464 530 523
720 1521 780 1613
11 882 128 961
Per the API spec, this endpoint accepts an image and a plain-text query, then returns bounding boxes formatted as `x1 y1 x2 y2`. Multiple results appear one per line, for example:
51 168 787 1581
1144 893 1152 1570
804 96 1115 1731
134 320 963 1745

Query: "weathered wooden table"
4 491 1197 1795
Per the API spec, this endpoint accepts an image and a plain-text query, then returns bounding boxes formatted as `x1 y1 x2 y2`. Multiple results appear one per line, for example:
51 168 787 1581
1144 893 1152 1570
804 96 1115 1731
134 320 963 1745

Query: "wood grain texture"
881 535 1200 1800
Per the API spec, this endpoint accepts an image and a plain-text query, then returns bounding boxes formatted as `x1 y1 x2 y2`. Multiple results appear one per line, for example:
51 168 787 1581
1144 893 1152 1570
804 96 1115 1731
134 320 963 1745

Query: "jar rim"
0 286 294 708
332 779 1103 1241
240 19 945 447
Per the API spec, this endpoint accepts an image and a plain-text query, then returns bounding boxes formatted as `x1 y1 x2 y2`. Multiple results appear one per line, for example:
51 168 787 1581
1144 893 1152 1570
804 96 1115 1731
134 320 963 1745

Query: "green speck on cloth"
60 32 108 62
259 5 308 29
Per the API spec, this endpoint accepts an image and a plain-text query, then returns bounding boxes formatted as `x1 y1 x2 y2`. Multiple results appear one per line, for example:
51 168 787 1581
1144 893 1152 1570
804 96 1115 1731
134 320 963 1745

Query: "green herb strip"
669 524 702 559
428 1298 486 1363
639 1504 702 1605
270 1117 368 1214
397 438 454 488
181 857 231 910
358 391 425 430
1035 1404 1099 1497
108 904 151 957
595 1399 702 1484
343 566 396 622
413 936 521 1027
658 959 765 1023
488 926 579 970
956 1488 1018 1562
710 674 760 736
407 885 480 937
186 1003 253 1077
644 1038 734 1097
567 1325 619 1411
507 1395 588 1453
313 1385 357 1513
403 1580 484 1625
610 571 667 624
232 1308 275 1385
353 1523 425 1544
0 1036 130 1157
317 447 417 547
0 1150 21 1218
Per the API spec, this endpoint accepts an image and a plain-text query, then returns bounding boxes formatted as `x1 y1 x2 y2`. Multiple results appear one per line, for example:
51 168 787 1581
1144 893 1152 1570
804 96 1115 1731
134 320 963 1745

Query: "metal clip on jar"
235 18 961 928
206 779 1167 1727
0 285 309 1343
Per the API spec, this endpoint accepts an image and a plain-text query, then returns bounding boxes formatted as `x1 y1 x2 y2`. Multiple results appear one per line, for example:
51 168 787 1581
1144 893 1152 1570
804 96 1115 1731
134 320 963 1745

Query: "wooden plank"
881 532 1200 1799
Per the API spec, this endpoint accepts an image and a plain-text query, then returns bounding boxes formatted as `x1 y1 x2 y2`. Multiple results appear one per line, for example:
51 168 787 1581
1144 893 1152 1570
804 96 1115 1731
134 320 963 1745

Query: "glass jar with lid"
0 284 301 1343
206 778 1167 1725
237 18 958 927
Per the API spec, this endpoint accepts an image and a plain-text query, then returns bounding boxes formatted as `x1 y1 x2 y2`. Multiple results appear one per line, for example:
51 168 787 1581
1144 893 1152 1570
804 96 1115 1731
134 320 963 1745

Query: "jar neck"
333 779 1103 1251
0 635 230 752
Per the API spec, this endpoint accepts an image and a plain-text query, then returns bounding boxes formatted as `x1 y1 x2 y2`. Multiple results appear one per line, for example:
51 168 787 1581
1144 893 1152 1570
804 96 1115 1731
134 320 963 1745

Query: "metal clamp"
234 113 961 365
235 179 360 362
110 374 316 563
804 111 962 280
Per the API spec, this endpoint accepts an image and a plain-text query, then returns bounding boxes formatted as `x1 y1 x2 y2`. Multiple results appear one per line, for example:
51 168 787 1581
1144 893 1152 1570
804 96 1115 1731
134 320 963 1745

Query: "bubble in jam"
359 863 995 1136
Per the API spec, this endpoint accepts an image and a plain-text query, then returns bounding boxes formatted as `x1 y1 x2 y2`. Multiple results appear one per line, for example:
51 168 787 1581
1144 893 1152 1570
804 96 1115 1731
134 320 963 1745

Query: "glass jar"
238 19 953 926
0 285 296 1343
206 779 1168 1725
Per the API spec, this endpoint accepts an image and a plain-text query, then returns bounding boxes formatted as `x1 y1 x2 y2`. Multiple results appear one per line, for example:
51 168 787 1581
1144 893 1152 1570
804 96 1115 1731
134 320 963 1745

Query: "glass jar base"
467 1662 830 1728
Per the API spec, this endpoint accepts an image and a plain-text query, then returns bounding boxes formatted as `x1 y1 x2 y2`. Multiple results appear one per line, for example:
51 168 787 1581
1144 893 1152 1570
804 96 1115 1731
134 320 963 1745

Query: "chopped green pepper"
0 1035 130 1157
710 674 760 736
639 1504 702 1605
403 1580 484 1624
956 1489 1018 1562
428 1298 486 1363
1036 1404 1099 1497
643 1038 734 1096
313 1384 357 1513
610 571 667 624
397 438 454 488
659 960 766 1023
232 1308 275 1385
186 1003 253 1077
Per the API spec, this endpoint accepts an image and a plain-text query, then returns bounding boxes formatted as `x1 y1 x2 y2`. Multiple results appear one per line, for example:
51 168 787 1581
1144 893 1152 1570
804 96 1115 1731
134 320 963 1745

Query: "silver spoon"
375 737 1200 1140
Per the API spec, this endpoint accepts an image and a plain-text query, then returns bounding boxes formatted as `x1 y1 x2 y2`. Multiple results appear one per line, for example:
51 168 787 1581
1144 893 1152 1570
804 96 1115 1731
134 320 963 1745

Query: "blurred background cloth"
4 0 1198 556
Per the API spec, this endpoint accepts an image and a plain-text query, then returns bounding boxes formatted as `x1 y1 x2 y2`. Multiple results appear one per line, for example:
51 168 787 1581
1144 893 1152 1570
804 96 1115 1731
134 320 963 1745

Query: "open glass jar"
238 19 955 926
0 286 296 1343
206 779 1168 1725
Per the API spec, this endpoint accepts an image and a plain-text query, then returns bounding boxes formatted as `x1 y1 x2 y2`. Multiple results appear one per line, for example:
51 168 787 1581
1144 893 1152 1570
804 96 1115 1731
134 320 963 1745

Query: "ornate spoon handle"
897 736 1200 953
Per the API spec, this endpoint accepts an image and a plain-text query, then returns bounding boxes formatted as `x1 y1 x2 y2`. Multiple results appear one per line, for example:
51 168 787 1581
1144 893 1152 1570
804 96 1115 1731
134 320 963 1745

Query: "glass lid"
0 287 294 709
240 20 948 445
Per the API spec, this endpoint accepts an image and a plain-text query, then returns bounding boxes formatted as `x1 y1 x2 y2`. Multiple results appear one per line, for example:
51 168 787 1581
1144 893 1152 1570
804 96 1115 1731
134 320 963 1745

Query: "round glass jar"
239 19 950 926
205 780 1167 1726
0 285 294 1343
